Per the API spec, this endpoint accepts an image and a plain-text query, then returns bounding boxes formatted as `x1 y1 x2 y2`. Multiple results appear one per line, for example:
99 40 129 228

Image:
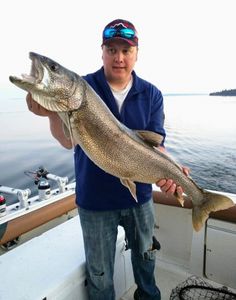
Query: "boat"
0 167 235 299
0 167 77 253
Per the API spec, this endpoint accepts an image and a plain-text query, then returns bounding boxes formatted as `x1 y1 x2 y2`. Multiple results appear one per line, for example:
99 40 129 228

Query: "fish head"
9 52 84 112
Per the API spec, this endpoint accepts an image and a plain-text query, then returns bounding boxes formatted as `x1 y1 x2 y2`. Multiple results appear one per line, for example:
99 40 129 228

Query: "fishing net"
170 275 236 300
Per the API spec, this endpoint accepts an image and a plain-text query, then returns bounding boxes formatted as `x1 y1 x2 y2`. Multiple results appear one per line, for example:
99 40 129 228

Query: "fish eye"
49 63 59 72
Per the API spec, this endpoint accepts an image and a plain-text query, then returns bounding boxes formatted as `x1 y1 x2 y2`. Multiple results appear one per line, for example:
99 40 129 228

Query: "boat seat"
0 215 134 300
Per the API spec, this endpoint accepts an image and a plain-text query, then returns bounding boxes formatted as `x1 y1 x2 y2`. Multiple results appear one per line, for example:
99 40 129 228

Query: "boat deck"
0 211 236 300
122 260 236 300
0 187 235 300
121 262 190 300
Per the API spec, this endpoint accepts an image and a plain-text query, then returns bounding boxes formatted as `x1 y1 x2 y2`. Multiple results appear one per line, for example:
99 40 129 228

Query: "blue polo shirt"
74 67 165 210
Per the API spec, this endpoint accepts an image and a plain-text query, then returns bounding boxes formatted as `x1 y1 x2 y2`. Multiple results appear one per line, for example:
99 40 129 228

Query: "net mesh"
170 275 236 300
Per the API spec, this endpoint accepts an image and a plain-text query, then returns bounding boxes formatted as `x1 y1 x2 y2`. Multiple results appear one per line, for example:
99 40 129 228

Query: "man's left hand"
156 167 190 197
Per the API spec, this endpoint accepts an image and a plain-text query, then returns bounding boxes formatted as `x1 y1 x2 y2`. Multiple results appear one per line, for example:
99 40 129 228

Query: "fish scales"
9 52 235 231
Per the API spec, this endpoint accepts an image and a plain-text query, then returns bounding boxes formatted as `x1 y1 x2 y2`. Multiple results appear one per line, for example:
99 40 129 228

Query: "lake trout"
9 52 235 231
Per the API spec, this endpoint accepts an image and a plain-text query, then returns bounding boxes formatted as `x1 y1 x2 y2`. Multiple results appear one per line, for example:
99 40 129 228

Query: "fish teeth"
21 74 36 83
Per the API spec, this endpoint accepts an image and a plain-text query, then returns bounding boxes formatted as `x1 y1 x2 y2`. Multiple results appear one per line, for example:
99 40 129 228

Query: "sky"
1 0 236 94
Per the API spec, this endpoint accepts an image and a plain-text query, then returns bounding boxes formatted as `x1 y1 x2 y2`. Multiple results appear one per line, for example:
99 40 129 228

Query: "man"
26 19 187 300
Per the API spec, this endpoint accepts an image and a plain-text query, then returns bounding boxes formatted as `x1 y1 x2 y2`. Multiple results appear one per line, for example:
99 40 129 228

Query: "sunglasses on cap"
103 28 136 39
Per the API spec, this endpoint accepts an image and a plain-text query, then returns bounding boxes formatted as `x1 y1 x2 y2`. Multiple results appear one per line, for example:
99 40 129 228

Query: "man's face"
102 40 138 83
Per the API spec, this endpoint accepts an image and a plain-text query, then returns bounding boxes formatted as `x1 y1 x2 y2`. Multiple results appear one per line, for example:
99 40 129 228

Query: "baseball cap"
102 19 138 46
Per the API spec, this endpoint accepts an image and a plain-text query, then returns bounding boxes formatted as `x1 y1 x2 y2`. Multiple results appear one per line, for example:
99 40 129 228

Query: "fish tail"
192 191 235 232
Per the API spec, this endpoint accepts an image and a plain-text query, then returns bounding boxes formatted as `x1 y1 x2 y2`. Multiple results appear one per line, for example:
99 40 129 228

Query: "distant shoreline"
209 89 236 96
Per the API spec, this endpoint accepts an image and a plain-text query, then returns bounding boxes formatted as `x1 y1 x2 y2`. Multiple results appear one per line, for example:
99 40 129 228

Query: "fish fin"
58 112 74 142
120 179 138 202
62 123 71 139
192 191 235 232
174 191 185 207
135 130 164 147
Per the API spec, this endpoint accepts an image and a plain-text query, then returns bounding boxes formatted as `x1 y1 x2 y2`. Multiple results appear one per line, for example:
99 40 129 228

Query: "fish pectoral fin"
62 123 71 140
120 179 138 202
135 130 164 147
58 112 73 141
192 191 235 232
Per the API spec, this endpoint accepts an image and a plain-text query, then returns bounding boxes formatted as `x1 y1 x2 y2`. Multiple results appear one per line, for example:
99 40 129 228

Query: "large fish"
9 52 235 231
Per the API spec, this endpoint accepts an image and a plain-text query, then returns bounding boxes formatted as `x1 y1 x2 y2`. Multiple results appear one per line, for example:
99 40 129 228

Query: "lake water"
164 94 236 193
1 90 236 204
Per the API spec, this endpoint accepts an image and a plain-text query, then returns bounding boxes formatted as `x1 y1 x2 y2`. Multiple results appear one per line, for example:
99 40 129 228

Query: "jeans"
79 200 161 300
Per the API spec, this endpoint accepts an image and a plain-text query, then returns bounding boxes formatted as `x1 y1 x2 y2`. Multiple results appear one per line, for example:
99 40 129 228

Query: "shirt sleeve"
146 86 166 146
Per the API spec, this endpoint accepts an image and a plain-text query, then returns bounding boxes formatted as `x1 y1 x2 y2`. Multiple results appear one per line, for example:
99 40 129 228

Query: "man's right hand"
26 93 73 149
26 93 53 117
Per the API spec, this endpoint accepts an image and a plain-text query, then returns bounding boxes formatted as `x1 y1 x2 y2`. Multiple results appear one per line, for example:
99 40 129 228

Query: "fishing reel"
25 166 68 199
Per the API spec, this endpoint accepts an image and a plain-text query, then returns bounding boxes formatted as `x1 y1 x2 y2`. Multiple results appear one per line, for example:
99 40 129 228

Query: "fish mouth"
22 52 44 84
9 52 44 86
9 52 80 112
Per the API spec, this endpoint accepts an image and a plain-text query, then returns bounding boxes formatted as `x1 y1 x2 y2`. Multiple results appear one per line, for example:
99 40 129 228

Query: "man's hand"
26 93 73 149
26 93 53 117
156 166 189 197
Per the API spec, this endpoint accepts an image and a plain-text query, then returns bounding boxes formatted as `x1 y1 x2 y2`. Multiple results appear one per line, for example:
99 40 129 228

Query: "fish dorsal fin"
135 130 164 147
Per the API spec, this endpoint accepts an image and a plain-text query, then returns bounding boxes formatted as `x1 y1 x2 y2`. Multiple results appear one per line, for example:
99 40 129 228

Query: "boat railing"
0 167 76 225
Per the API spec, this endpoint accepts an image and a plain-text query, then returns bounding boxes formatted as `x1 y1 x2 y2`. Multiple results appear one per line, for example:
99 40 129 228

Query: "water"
0 91 236 204
164 95 236 193
0 90 75 204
